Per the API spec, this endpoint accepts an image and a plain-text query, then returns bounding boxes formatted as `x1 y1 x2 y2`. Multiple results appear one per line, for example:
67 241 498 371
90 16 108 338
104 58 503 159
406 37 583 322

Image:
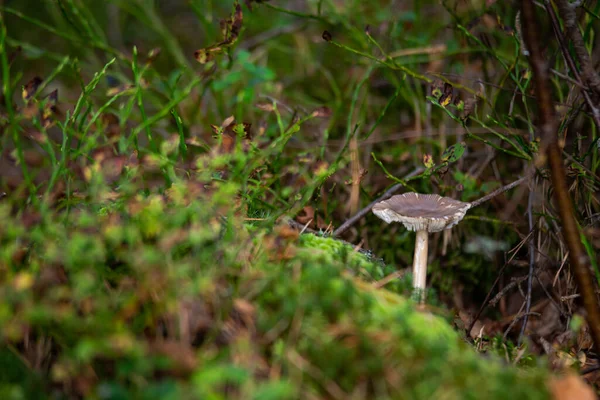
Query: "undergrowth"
1 0 599 398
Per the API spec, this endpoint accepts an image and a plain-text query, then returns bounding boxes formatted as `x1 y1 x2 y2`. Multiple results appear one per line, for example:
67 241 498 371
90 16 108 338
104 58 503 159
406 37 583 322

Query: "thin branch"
522 0 600 351
550 68 588 89
469 174 530 208
490 275 529 308
287 218 318 234
373 269 408 289
504 311 541 339
561 291 600 301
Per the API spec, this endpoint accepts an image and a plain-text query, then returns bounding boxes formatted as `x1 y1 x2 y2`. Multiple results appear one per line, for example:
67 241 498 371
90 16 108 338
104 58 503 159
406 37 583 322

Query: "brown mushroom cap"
372 192 471 232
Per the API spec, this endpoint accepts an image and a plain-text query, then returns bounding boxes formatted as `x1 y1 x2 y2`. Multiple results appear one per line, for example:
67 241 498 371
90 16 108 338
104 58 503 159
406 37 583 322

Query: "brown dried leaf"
220 133 236 153
148 340 198 376
211 117 253 154
22 77 42 102
233 299 256 327
256 102 275 112
106 83 135 96
222 115 235 128
313 160 329 177
311 106 332 118
439 82 454 107
194 2 243 64
548 374 595 400
28 130 49 144
228 2 243 43
263 226 298 261
42 89 59 128
275 224 300 240
185 136 205 147
296 206 315 226
194 48 217 64
577 322 594 351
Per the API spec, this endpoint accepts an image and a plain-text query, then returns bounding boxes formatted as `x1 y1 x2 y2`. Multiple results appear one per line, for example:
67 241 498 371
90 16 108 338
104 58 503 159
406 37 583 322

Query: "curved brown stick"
521 0 600 350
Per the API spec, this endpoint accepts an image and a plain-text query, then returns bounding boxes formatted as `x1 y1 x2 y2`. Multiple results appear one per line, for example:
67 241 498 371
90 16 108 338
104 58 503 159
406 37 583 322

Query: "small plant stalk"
413 230 429 302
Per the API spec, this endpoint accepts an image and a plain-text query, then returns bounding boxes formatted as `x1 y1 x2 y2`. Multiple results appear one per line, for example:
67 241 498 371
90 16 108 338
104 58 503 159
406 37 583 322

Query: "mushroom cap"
372 192 471 232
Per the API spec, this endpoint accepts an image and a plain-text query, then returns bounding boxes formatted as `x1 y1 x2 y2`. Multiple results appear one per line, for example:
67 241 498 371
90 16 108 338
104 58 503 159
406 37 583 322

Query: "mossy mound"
0 195 550 399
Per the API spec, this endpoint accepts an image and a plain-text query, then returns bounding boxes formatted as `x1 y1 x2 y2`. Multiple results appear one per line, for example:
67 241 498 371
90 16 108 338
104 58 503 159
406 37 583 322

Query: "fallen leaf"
311 106 332 118
548 374 595 400
22 76 42 102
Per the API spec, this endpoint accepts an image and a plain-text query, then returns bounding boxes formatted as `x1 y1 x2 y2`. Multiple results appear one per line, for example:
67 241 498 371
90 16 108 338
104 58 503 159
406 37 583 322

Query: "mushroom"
372 192 471 301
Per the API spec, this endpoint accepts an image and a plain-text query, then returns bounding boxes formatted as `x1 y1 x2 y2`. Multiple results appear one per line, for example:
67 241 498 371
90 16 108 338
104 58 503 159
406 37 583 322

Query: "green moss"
285 234 549 400
0 203 551 399
298 233 414 296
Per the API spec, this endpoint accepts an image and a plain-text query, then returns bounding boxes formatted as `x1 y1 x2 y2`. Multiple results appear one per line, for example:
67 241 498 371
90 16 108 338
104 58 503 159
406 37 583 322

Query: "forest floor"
1 0 599 398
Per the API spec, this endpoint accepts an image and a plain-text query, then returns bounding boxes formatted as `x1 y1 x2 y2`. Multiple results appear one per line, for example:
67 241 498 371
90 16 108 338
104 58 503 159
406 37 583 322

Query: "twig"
388 43 447 58
287 218 318 234
489 275 529 308
550 68 588 89
299 219 313 235
332 167 424 237
373 269 408 289
581 365 600 375
561 291 600 301
522 0 600 351
503 311 541 339
468 174 530 208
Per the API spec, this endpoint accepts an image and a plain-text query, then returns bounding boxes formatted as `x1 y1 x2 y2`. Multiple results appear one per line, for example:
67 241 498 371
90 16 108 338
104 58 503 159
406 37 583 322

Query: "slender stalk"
413 230 429 302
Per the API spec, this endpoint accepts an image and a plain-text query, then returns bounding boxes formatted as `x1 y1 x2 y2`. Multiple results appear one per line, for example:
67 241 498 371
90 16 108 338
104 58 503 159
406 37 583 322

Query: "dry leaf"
548 374 595 400
22 76 42 102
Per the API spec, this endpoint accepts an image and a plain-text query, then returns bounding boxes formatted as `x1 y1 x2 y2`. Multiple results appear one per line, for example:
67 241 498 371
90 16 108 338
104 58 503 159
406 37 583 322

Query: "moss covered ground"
2 0 600 398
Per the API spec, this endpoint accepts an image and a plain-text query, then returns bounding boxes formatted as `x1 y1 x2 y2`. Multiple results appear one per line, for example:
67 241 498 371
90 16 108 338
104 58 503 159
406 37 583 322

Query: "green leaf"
441 142 465 163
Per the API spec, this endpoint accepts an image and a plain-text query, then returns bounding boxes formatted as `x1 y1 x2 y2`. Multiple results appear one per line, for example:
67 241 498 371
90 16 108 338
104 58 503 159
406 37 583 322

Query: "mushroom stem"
412 230 429 302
